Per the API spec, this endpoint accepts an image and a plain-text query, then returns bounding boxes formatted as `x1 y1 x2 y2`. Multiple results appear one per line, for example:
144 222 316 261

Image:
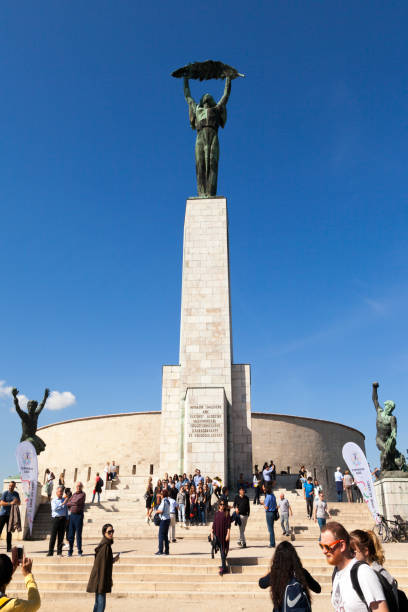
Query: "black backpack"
332 561 402 612
281 577 311 612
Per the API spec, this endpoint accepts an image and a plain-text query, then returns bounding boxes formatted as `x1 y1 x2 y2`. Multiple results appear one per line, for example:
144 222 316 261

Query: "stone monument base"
374 472 408 521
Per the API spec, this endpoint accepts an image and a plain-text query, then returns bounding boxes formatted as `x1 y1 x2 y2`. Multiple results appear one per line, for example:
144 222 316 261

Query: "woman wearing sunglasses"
87 523 120 612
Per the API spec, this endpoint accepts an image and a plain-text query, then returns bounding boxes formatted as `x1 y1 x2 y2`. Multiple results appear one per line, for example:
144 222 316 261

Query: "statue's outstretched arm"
36 388 50 415
183 77 195 106
218 76 231 107
372 382 381 413
12 388 26 420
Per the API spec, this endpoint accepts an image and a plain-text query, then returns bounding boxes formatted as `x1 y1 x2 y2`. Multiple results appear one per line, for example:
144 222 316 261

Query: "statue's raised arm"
36 388 50 415
12 388 27 421
372 382 381 414
183 77 195 106
217 76 231 107
183 77 197 131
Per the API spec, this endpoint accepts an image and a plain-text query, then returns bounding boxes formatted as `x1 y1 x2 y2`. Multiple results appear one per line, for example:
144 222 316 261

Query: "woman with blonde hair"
350 529 399 607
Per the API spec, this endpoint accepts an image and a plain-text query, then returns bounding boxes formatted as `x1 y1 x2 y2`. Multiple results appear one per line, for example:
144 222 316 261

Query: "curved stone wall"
37 412 161 489
252 412 365 499
37 411 365 500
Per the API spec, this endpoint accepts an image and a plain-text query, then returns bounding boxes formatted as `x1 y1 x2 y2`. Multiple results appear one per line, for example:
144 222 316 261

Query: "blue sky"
1 1 407 480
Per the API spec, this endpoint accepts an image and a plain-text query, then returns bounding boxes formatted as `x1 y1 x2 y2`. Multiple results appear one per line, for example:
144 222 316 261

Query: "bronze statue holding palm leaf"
172 61 244 197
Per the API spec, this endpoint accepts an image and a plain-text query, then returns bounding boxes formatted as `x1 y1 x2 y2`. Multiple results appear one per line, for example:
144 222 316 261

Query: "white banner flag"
342 441 380 523
16 441 38 536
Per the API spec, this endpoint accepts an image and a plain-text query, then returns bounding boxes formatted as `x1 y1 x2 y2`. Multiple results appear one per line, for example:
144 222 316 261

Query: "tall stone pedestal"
160 197 252 485
374 473 408 521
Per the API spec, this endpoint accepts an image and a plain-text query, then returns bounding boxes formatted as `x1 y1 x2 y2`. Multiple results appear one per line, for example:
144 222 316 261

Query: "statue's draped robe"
187 99 227 197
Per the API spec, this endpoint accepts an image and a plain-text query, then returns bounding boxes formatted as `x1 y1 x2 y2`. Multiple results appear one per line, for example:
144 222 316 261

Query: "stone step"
26 556 408 572
16 567 408 580
9 576 408 594
0 589 274 601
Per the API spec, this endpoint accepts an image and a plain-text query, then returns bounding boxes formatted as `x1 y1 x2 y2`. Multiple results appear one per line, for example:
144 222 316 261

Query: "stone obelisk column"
160 197 252 485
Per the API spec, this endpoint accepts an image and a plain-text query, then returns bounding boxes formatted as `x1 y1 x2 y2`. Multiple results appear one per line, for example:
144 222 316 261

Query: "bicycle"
373 514 405 543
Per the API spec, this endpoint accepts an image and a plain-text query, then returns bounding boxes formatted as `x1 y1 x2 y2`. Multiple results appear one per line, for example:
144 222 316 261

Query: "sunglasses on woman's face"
106 529 114 535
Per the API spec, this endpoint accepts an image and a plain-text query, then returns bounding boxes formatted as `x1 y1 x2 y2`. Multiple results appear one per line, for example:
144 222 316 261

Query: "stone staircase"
9 476 403 609
6 553 408 610
31 476 375 541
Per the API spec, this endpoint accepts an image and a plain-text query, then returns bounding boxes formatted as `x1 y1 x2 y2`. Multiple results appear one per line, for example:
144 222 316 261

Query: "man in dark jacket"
67 481 86 557
233 486 250 548
87 523 119 612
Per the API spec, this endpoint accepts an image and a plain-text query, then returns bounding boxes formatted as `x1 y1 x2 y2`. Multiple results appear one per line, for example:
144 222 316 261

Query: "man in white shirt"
167 495 178 543
334 467 344 502
262 465 274 483
320 521 389 611
155 490 171 556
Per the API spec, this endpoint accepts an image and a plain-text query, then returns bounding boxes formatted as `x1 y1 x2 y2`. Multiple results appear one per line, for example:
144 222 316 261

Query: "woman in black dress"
145 477 153 524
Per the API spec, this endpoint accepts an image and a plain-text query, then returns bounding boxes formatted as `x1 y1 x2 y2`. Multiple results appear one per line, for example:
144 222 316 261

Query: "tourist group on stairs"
0 459 405 611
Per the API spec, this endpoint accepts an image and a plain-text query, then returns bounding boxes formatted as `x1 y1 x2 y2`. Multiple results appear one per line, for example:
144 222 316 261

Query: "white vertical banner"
16 441 38 536
342 442 380 523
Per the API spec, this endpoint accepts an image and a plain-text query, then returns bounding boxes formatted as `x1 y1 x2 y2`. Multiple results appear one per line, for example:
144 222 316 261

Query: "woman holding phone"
86 523 120 612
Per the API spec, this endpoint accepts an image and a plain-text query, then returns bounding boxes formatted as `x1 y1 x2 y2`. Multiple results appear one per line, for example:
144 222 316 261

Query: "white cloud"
0 381 12 397
0 381 75 412
46 390 76 411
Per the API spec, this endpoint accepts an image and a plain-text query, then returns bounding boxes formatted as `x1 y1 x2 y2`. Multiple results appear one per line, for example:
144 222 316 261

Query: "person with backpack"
350 529 406 611
258 541 320 611
92 473 104 504
320 520 389 611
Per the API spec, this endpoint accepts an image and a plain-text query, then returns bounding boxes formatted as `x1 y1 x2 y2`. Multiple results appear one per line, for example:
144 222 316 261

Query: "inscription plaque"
184 388 227 482
188 405 223 439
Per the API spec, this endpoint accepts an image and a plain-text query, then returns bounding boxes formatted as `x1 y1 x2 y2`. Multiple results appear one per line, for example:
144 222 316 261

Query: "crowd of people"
145 464 295 567
1 462 406 611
